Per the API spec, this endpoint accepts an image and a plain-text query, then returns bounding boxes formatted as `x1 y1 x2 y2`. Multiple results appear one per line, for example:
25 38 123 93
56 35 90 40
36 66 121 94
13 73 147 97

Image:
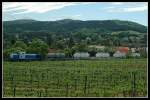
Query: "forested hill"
3 19 147 34
3 19 147 49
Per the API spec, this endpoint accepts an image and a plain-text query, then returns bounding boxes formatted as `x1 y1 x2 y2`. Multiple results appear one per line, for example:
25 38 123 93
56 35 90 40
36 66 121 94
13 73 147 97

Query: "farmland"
3 59 147 97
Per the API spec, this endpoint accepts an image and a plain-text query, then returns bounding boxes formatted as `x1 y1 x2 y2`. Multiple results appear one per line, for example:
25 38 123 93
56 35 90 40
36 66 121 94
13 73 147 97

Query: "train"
9 51 141 61
10 52 41 61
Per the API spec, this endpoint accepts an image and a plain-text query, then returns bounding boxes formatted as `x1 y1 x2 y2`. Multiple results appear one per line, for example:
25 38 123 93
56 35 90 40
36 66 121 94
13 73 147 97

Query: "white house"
73 52 89 58
96 52 110 58
131 48 136 53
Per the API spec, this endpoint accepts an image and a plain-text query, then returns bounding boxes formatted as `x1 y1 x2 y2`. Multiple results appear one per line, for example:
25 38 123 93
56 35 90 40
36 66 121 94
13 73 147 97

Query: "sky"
2 2 148 26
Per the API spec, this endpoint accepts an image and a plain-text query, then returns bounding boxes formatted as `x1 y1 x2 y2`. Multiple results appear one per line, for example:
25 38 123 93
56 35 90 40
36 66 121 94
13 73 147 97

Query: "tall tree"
27 38 49 58
13 40 27 50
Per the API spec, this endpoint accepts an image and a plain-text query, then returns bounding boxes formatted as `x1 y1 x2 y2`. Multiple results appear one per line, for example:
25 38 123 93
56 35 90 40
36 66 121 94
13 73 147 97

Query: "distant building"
88 45 105 50
131 47 147 53
131 48 136 53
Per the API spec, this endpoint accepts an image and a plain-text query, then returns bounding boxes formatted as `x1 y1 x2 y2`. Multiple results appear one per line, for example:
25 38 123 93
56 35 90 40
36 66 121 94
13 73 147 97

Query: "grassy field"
3 59 147 97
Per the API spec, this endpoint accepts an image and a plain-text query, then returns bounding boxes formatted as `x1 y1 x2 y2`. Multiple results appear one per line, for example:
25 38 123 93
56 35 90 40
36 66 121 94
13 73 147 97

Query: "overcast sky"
2 2 148 26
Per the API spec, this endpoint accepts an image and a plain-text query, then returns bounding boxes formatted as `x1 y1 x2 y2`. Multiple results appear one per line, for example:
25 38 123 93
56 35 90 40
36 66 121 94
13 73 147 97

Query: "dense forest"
3 19 147 58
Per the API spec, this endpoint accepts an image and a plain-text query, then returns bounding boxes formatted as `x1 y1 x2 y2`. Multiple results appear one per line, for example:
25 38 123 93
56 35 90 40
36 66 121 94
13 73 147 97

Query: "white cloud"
2 2 148 15
110 2 123 5
105 2 148 13
2 2 91 14
124 5 147 12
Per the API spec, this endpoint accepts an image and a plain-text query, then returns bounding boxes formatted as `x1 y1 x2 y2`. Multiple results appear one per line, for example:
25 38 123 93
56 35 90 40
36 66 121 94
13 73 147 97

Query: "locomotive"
10 52 41 61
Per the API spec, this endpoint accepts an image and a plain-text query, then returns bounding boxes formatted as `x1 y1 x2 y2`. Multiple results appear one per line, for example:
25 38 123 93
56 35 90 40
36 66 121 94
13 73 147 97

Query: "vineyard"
3 59 147 97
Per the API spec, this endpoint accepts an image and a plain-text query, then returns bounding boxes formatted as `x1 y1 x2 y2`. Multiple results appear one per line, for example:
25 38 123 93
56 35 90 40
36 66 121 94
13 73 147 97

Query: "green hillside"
3 19 147 50
3 19 147 33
